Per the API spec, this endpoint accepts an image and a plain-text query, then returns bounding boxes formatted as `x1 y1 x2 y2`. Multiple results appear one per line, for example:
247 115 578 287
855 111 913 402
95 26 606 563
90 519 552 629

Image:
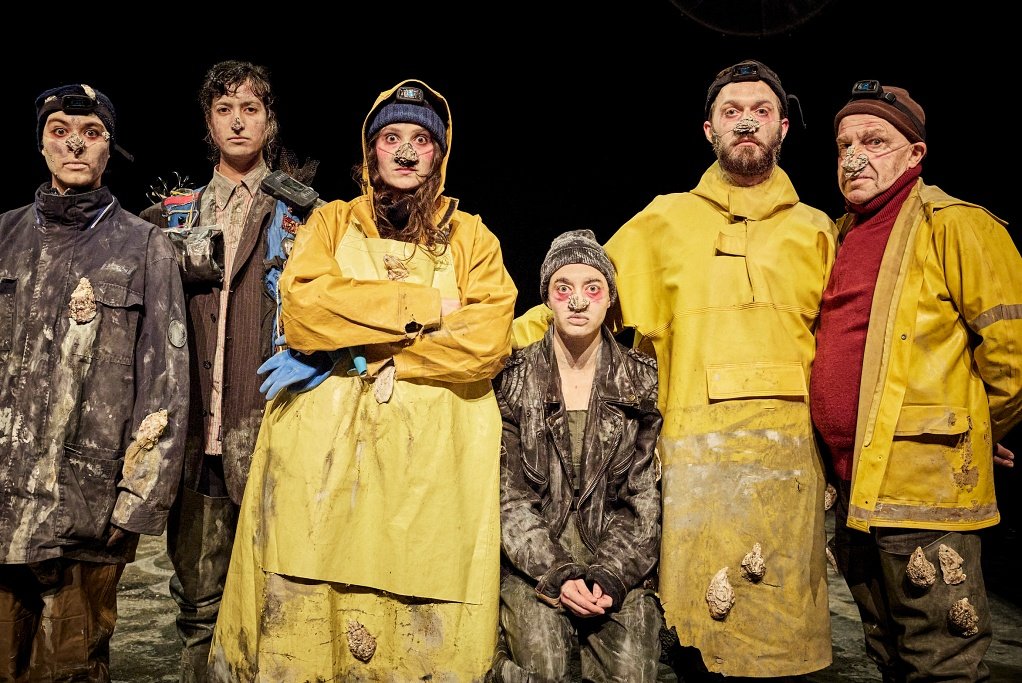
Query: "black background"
4 1 1019 568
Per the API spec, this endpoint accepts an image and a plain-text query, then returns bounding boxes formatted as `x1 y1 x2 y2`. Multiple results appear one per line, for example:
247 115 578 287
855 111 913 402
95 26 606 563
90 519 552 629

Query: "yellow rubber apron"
210 224 500 681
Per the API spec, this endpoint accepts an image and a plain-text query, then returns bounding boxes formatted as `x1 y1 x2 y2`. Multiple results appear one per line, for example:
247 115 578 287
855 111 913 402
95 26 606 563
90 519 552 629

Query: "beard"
713 127 783 179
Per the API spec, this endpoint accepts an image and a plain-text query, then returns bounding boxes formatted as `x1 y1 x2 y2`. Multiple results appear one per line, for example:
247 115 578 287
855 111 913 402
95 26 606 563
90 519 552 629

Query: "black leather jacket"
495 325 662 608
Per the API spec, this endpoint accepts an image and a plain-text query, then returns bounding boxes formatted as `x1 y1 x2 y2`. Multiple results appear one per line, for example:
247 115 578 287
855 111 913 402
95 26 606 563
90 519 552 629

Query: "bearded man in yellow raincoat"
515 59 838 678
208 79 517 681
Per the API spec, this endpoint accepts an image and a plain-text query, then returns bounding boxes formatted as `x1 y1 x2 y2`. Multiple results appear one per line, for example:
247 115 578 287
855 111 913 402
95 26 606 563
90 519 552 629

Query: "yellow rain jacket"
210 79 517 682
515 162 837 676
846 180 1022 532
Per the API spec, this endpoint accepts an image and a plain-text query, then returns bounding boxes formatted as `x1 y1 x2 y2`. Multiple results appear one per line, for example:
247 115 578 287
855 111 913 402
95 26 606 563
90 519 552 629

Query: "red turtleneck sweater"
810 165 922 480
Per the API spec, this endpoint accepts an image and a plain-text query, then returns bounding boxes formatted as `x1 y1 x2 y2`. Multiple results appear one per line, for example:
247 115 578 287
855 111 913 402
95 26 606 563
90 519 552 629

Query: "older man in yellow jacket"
515 59 837 678
813 80 1022 682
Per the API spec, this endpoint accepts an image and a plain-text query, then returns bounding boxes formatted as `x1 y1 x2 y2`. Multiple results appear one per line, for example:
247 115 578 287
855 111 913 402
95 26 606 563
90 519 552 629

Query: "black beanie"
35 83 116 148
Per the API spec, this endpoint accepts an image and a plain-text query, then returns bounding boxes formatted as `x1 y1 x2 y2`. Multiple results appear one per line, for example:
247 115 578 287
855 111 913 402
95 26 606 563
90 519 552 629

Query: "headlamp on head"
705 59 795 122
59 93 99 116
728 62 760 80
394 86 425 105
846 80 926 141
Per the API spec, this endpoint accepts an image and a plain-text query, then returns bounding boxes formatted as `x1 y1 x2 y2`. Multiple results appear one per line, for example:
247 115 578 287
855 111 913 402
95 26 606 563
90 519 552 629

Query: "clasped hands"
559 578 613 617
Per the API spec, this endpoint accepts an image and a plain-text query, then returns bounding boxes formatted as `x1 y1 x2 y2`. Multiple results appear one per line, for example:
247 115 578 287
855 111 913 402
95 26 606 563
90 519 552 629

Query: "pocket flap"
706 362 807 400
94 282 143 309
894 405 970 436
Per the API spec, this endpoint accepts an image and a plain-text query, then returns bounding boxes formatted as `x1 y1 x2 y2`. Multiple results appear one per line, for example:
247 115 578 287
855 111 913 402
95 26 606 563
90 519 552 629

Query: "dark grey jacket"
496 325 662 608
0 184 189 565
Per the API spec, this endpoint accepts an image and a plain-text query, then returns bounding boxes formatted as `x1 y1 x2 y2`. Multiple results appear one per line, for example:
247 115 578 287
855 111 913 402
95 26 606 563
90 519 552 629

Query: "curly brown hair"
354 139 450 256
199 60 279 166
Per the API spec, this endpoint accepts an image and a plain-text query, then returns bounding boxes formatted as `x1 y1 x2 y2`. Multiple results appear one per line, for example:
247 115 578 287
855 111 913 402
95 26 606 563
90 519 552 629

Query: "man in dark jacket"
139 60 322 681
0 83 188 681
491 229 664 681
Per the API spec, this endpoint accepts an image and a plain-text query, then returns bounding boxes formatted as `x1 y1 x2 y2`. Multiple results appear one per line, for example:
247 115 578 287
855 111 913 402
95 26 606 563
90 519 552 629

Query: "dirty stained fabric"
495 324 664 679
0 184 189 566
497 325 662 605
210 227 511 678
139 165 280 506
210 77 517 682
514 162 837 677
839 181 1022 531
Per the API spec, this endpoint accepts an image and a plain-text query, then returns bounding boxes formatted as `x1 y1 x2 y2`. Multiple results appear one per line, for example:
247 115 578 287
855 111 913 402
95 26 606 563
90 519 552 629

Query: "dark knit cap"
367 86 447 152
35 83 116 147
540 229 617 304
705 59 788 119
834 83 926 143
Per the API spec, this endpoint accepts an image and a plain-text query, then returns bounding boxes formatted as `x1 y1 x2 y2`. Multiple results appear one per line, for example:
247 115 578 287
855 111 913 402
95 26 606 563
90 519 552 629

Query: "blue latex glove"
257 348 337 400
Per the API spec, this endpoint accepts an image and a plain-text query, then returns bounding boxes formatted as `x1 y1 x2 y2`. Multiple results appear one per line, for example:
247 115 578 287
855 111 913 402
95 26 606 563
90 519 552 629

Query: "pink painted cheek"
585 291 605 303
551 290 571 303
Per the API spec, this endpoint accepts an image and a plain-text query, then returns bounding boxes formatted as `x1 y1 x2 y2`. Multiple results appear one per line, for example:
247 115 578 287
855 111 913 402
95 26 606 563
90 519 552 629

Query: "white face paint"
40 112 110 193
65 132 86 155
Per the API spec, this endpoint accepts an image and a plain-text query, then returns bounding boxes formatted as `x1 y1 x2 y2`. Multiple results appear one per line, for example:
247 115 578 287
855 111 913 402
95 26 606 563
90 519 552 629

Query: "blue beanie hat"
367 86 446 152
35 83 116 148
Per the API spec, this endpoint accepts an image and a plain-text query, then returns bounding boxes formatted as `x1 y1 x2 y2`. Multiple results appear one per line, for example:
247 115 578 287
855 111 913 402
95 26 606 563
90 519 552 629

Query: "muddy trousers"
492 573 663 682
166 456 239 683
831 480 991 683
0 560 124 682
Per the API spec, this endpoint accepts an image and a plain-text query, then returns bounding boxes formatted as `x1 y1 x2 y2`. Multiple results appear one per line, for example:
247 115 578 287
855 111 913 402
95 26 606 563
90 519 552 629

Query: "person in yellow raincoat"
514 59 837 678
207 78 517 681
815 80 1022 681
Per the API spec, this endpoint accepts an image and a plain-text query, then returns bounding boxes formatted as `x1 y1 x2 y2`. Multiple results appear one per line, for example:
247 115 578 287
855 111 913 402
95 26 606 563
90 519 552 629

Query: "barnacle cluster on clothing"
347 620 377 662
903 543 981 639
948 597 980 637
824 483 837 511
706 567 736 620
906 546 937 588
134 409 169 450
67 277 97 323
706 542 770 619
383 254 410 281
740 542 766 582
938 543 967 584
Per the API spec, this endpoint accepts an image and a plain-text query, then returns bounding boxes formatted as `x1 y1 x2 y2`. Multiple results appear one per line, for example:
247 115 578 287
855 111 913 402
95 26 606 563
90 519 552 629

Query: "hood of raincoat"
361 78 452 213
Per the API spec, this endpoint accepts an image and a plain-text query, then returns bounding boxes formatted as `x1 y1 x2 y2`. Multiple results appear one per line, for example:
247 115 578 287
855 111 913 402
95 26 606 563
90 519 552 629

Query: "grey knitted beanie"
539 229 617 305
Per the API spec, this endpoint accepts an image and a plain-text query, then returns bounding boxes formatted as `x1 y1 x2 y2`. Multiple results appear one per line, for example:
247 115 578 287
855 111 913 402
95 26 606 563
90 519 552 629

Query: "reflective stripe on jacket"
847 180 1022 531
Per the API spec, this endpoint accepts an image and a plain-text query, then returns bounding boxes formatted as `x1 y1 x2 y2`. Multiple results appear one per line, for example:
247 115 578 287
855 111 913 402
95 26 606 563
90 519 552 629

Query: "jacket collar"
541 325 639 408
34 183 115 231
690 161 799 222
